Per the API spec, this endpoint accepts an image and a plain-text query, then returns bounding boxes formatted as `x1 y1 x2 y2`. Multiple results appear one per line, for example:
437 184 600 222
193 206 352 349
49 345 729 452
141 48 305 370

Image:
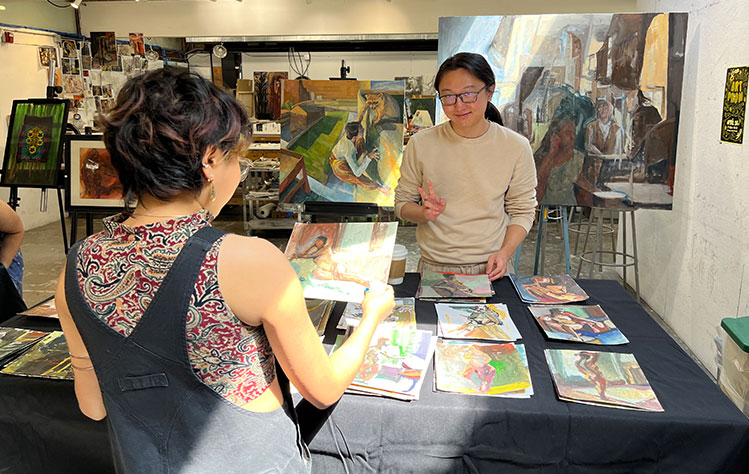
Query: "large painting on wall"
65 135 125 211
279 80 405 207
1 99 69 188
438 13 688 209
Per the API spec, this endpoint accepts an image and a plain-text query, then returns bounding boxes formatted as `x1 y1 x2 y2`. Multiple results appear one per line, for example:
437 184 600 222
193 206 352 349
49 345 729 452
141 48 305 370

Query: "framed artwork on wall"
1 99 69 188
65 135 125 212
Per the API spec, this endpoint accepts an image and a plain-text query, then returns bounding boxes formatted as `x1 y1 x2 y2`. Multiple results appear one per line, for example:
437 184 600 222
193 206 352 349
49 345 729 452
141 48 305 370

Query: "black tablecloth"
1 276 748 473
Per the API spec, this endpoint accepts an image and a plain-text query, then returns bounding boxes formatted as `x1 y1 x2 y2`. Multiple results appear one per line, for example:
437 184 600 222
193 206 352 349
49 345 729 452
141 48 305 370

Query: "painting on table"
0 328 48 364
434 340 532 397
65 135 125 211
284 222 397 302
439 13 688 209
545 349 663 411
509 274 588 304
279 79 404 206
19 298 58 318
436 303 520 341
529 305 628 344
0 331 73 380
338 297 416 329
1 99 69 188
333 326 436 400
418 270 494 299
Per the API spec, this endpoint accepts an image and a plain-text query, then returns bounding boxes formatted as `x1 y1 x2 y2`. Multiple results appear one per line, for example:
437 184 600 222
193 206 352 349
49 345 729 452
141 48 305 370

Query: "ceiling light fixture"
71 0 83 9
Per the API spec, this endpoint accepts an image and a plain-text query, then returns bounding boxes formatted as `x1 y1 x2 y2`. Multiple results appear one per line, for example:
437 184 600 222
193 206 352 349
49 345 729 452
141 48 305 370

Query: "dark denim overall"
65 227 311 473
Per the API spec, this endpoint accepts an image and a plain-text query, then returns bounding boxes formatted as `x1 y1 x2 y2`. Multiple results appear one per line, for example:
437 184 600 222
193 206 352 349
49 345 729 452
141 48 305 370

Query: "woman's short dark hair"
101 67 251 208
434 52 502 125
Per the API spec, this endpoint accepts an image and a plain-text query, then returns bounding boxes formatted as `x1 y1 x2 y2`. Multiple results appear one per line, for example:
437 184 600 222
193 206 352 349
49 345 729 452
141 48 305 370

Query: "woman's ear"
200 146 220 178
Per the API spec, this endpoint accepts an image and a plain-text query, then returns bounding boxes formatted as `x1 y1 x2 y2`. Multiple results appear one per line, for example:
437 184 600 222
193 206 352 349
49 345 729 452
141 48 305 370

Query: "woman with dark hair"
55 67 394 473
394 52 537 280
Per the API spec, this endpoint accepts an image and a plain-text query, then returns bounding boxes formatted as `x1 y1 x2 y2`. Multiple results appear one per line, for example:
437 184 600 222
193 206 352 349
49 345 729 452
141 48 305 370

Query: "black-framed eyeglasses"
438 85 490 106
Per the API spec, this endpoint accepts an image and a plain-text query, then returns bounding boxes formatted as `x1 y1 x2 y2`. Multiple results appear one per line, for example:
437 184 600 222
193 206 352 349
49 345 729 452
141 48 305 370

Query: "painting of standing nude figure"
545 349 663 411
280 80 404 206
284 222 397 302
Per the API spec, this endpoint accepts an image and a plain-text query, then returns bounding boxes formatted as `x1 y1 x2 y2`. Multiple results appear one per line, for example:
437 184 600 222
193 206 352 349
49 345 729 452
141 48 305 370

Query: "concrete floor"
17 207 713 381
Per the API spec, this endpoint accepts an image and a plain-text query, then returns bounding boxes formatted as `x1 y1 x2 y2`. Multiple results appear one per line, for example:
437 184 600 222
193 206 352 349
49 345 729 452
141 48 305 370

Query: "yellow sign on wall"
721 66 748 144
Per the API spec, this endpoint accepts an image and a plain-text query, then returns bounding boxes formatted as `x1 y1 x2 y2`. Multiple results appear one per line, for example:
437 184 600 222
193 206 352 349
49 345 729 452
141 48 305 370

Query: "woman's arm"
0 201 24 269
219 236 394 409
55 265 107 421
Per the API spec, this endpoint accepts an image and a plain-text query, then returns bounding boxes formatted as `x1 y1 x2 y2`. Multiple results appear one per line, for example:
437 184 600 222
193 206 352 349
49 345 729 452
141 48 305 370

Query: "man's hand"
417 180 446 222
487 251 509 281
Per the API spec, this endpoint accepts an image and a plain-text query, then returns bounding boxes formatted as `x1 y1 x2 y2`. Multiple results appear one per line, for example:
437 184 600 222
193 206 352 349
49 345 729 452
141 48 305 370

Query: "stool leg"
609 210 616 263
630 210 641 303
534 206 546 275
576 208 594 278
572 206 584 255
562 207 571 274
591 208 604 278
622 210 627 288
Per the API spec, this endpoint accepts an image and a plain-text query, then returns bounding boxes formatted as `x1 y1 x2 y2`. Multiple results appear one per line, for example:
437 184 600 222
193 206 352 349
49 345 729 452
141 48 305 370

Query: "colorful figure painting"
284 222 397 302
545 349 663 411
509 274 588 304
418 270 494 299
0 331 74 380
254 71 288 120
439 13 688 209
436 303 521 341
66 136 126 210
0 328 48 364
1 99 68 187
279 80 405 206
129 33 145 56
434 341 532 397
333 327 435 400
529 305 628 345
338 297 416 329
90 31 118 70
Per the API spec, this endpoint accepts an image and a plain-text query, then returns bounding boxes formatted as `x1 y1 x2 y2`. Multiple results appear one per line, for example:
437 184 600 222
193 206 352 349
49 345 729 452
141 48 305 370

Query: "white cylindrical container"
387 244 408 285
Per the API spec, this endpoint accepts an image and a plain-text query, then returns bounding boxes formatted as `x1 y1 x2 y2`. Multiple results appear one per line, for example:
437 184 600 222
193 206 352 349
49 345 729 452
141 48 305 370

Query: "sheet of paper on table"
528 305 628 345
337 297 416 330
509 274 589 304
417 270 494 299
435 303 521 342
0 331 73 380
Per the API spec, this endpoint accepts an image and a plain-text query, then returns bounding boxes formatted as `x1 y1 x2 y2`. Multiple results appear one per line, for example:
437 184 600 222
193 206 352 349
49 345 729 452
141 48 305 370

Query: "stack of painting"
0 331 73 380
306 299 335 337
19 298 59 319
434 341 532 397
509 274 588 304
338 297 416 330
279 79 405 206
529 305 628 345
545 349 663 411
418 271 494 299
284 222 397 302
333 326 436 401
435 303 520 342
438 13 687 209
0 328 48 365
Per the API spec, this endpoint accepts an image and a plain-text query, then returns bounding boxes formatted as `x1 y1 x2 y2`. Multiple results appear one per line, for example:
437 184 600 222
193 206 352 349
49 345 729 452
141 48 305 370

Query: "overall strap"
125 226 226 363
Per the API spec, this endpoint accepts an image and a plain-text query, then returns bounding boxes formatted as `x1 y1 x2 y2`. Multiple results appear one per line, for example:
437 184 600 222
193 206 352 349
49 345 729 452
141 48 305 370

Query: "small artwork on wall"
90 31 118 71
38 46 59 68
1 99 69 188
61 39 77 59
65 135 125 211
129 33 145 56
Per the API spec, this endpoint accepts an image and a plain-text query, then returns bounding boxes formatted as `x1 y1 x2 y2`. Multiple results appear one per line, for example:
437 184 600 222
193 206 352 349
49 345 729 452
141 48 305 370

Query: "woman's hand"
360 282 395 325
418 180 446 221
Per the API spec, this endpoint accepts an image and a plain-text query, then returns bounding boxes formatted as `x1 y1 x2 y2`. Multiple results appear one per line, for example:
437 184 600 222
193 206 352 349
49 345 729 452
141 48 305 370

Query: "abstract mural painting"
439 13 687 208
65 135 125 211
1 99 69 188
279 80 404 206
545 349 663 411
284 222 397 302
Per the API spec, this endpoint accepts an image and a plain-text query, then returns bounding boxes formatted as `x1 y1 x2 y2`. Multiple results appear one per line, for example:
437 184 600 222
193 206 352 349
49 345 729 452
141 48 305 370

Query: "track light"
70 0 83 9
